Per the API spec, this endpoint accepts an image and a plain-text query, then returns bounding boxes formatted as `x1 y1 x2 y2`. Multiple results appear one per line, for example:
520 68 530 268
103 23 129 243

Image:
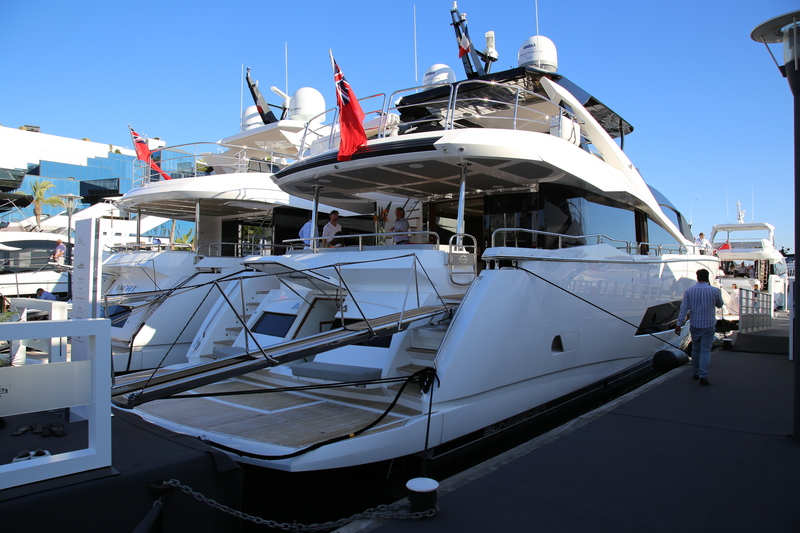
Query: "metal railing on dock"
738 287 773 333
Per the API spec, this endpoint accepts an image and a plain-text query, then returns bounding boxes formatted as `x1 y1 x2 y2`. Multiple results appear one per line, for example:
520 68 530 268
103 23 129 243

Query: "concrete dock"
356 314 799 532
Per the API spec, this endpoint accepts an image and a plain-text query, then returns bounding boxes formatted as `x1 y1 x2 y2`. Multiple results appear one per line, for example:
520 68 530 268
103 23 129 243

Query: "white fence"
0 317 111 490
738 288 773 333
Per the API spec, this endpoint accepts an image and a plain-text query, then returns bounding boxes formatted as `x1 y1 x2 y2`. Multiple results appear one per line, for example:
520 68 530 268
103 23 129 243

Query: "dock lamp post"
57 193 83 298
751 10 800 440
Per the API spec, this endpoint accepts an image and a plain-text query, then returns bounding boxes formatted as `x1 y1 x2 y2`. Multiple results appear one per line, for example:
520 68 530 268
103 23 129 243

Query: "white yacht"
0 201 167 298
115 7 718 472
710 219 788 314
102 77 367 373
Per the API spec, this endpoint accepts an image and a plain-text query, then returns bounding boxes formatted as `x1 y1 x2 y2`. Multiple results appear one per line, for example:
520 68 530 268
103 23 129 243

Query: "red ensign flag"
332 57 367 161
129 126 171 180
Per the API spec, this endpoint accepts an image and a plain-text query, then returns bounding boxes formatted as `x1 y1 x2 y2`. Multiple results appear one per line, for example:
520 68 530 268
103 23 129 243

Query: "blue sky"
1 0 796 249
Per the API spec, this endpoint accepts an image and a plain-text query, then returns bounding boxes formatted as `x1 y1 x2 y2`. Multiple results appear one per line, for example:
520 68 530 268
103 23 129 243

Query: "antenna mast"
449 2 497 78
285 42 289 96
736 199 746 224
414 5 418 82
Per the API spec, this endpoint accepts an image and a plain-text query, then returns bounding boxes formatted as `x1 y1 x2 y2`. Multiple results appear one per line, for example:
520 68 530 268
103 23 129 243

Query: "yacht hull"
129 246 714 472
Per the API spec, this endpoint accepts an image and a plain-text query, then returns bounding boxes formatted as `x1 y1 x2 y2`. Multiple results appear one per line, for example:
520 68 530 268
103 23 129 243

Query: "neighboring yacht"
115 6 717 473
711 216 788 314
0 201 167 298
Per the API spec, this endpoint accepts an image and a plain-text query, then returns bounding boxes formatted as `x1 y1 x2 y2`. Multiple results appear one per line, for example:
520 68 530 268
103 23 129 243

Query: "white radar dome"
241 105 263 131
518 36 558 72
423 64 456 86
288 87 326 125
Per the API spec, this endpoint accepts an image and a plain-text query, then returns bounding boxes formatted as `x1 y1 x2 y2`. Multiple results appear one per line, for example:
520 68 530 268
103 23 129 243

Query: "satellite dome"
422 64 456 86
288 87 326 125
241 105 263 131
517 36 558 72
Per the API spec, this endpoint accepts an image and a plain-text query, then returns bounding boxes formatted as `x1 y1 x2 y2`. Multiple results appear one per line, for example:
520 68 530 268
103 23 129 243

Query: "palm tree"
30 180 64 231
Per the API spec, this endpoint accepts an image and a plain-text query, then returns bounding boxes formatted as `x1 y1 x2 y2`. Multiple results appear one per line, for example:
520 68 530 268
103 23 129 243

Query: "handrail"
132 141 299 188
109 243 193 253
490 228 698 256
491 228 627 250
739 287 773 332
297 93 388 154
284 231 440 252
447 233 478 286
296 77 581 156
195 241 290 258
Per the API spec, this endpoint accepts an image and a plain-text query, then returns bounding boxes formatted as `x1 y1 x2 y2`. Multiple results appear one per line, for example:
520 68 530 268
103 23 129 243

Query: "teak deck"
134 374 414 449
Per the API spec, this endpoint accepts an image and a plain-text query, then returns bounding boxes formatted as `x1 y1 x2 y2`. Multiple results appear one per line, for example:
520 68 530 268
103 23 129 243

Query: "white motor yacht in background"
115 5 718 474
102 73 367 373
0 201 167 298
711 214 788 315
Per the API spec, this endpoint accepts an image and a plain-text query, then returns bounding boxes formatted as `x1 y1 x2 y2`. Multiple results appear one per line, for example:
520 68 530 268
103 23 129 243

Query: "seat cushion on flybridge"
291 361 382 382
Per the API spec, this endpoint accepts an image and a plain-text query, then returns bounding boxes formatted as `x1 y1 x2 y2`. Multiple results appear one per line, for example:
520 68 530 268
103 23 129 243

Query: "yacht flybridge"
114 5 717 473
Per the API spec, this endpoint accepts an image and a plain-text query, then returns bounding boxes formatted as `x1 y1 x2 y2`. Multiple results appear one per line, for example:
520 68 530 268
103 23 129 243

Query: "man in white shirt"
389 207 410 244
322 210 341 246
299 219 314 248
51 239 66 264
695 232 712 255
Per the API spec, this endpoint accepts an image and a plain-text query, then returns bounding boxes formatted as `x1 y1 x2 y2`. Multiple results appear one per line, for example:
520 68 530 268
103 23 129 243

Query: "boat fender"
652 348 689 373
406 477 439 514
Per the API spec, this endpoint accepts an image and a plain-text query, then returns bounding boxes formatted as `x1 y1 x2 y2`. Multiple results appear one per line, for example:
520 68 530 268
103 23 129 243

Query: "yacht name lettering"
115 285 138 294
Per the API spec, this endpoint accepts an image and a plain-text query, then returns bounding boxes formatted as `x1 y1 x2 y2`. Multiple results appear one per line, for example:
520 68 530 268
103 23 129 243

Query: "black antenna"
245 67 279 125
449 2 498 79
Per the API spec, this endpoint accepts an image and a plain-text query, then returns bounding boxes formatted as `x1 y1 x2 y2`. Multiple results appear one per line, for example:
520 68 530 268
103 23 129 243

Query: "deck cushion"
291 361 382 382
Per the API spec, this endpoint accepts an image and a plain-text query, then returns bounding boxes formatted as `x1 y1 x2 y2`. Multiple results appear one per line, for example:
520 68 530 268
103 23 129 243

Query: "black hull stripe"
275 137 442 180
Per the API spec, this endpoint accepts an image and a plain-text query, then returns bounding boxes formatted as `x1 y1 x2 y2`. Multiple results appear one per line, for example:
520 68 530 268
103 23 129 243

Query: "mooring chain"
162 479 437 531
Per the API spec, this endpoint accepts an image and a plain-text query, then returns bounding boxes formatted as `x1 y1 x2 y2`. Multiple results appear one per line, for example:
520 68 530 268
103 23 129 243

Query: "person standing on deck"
51 239 66 264
695 233 712 255
322 210 341 246
388 207 410 244
299 219 314 249
674 269 723 385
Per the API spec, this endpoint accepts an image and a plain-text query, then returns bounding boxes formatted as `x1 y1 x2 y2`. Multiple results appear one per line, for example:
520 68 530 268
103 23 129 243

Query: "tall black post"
751 11 800 440
780 22 798 441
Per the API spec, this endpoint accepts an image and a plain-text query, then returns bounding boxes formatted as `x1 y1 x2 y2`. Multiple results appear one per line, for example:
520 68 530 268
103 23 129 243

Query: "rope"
513 265 685 351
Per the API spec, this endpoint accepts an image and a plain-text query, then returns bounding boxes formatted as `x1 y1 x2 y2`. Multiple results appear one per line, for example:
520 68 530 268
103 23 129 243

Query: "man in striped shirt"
674 269 723 385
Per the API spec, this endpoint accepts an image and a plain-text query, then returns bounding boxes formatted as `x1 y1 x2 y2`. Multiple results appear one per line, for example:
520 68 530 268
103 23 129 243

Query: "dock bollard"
723 337 733 350
406 477 439 514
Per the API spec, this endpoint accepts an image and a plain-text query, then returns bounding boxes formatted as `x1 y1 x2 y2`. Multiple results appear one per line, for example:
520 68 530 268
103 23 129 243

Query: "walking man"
674 269 723 385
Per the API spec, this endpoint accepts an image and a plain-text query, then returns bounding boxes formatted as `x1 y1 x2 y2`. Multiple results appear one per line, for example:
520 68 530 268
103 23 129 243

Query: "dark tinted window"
252 312 296 337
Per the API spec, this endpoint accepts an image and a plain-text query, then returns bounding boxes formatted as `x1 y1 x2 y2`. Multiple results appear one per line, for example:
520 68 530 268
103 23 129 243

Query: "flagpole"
128 124 138 185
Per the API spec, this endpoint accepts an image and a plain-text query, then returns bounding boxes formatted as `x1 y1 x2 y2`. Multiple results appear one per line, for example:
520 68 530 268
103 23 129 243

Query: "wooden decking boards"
135 376 412 449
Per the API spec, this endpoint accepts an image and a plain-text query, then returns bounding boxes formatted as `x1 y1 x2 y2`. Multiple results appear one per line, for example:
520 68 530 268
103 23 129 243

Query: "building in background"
0 123 175 237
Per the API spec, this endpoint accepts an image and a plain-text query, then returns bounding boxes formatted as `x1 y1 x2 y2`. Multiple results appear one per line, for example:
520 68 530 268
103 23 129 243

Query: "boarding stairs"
389 294 460 394
112 302 458 408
